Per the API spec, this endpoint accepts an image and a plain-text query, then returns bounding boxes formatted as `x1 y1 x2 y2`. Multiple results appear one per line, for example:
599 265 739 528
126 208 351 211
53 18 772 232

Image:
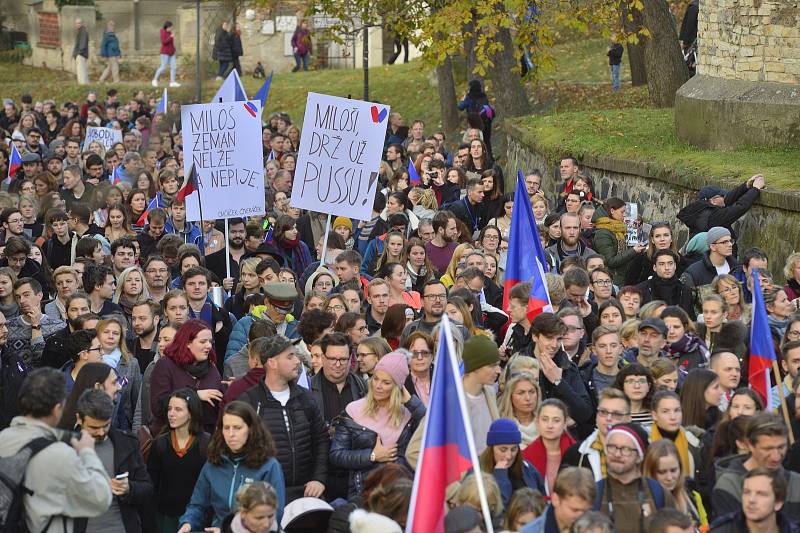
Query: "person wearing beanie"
479 418 544 507
680 225 742 291
329 350 426 499
594 422 673 533
332 216 355 250
677 174 764 256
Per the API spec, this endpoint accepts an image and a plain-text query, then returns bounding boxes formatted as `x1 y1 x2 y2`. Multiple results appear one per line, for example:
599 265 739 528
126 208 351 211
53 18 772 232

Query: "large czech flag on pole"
749 269 777 410
406 315 494 533
502 170 552 319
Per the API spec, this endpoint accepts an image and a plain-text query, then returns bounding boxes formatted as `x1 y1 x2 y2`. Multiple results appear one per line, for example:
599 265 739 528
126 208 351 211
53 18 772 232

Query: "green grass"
510 109 800 188
539 38 631 84
0 60 444 129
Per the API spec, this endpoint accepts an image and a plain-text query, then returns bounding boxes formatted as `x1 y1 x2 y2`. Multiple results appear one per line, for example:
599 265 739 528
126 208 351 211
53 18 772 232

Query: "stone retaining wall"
504 121 800 280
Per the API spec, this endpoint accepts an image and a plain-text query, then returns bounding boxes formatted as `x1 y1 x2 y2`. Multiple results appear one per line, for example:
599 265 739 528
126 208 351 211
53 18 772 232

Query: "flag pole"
224 218 231 281
319 213 332 267
774 360 795 444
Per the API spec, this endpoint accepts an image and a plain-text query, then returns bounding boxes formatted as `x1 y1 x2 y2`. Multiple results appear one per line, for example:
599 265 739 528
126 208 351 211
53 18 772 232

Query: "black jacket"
0 256 52 296
75 430 153 533
636 275 696 319
538 349 596 440
136 229 163 263
212 28 233 62
680 252 741 290
309 371 367 424
146 431 210 517
329 395 426 499
448 198 486 234
677 181 760 240
240 381 330 501
41 325 73 369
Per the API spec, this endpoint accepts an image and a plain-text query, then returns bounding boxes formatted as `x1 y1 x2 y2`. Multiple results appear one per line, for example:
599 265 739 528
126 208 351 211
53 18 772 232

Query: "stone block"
766 62 786 73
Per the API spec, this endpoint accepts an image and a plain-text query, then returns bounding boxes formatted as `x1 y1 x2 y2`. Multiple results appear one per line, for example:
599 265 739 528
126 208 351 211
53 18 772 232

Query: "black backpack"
0 437 57 533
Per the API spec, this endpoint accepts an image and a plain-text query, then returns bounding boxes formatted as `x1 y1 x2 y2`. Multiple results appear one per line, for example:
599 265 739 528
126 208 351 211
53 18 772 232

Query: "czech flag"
5 144 21 185
112 164 123 185
502 170 552 319
155 88 168 115
136 192 164 227
254 70 273 109
176 165 199 203
408 159 421 186
406 315 493 533
749 269 777 410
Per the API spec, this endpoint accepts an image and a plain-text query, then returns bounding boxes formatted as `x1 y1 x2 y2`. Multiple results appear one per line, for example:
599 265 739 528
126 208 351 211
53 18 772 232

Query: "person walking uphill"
99 20 121 83
152 21 180 88
291 20 312 72
73 18 90 85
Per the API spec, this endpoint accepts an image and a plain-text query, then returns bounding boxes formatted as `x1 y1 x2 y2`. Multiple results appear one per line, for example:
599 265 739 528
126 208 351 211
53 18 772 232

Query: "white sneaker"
151 79 158 87
169 81 181 88
215 76 223 81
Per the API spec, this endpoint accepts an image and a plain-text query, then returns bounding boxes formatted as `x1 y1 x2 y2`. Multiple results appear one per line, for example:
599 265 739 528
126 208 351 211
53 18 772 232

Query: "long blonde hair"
113 266 150 304
364 373 406 427
499 371 540 420
443 243 474 281
96 316 132 364
642 439 693 515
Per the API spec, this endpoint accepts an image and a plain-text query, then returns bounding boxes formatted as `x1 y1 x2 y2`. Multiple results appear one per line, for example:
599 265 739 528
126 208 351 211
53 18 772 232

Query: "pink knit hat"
373 351 409 386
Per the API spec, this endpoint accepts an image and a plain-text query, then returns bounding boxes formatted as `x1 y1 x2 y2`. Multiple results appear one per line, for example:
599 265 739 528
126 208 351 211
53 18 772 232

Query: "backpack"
0 437 57 533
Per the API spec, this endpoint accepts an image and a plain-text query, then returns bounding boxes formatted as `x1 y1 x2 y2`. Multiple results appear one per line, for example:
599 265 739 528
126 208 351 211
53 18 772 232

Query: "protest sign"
83 126 122 151
291 92 389 221
181 100 265 221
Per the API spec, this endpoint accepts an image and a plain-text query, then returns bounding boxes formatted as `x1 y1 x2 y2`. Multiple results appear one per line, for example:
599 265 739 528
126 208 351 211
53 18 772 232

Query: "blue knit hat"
486 418 521 446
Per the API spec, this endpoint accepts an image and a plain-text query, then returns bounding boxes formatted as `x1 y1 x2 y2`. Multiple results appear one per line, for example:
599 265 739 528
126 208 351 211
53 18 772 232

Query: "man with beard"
205 217 245 289
546 212 597 272
595 423 672 532
42 292 97 369
636 249 695 319
74 389 152 532
400 280 468 344
425 210 459 275
143 256 169 302
127 300 160 371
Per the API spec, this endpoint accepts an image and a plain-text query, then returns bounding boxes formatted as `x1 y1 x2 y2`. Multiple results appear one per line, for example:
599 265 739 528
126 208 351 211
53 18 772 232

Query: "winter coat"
538 349 596 440
213 27 233 62
677 180 760 241
226 313 256 361
231 33 243 58
167 218 204 248
562 429 605 481
680 251 742 292
712 453 800 521
73 430 153 533
493 461 545 507
147 431 210 517
592 206 638 285
0 417 112 533
710 510 800 533
329 395 425 499
240 381 330 501
291 27 312 55
148 356 223 435
636 275 696 319
100 31 121 57
607 43 624 65
224 287 264 320
179 454 286 529
309 371 368 423
159 27 176 56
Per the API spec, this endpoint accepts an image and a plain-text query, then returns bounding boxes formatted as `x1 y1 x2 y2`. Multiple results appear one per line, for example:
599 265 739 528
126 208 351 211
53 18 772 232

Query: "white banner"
83 126 122 151
291 92 389 221
181 101 265 221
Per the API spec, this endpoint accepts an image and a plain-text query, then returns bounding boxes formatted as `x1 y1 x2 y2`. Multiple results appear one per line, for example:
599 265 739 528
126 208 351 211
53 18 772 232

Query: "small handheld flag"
155 88 168 115
749 270 778 410
406 315 494 533
5 144 21 185
112 165 123 185
408 159 421 186
254 70 273 109
136 192 164 227
502 170 551 319
176 165 199 204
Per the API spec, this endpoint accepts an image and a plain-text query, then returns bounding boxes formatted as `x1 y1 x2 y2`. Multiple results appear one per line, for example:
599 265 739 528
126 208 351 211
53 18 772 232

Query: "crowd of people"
0 78 796 533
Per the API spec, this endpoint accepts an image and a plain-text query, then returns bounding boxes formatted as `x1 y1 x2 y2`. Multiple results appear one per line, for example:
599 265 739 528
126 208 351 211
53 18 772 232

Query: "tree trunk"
463 12 483 83
621 1 647 86
485 27 530 117
435 56 460 141
642 0 690 106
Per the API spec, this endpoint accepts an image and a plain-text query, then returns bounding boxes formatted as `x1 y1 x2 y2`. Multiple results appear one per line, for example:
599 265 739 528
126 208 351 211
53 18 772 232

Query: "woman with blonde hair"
440 242 474 289
330 351 426 499
220 481 279 533
113 265 151 324
643 439 707 528
95 315 142 430
224 257 263 320
498 371 541 447
711 274 750 323
784 252 800 301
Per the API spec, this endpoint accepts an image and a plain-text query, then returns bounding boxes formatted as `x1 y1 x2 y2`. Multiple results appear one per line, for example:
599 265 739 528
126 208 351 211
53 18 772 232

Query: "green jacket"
591 205 638 285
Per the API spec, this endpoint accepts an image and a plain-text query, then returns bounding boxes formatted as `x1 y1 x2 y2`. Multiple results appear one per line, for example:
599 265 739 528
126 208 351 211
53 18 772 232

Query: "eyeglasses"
592 279 612 286
565 325 584 333
411 350 432 359
624 378 649 387
597 408 629 421
327 304 345 312
713 238 735 246
606 443 638 457
787 330 800 340
424 294 447 300
324 355 350 365
356 351 376 359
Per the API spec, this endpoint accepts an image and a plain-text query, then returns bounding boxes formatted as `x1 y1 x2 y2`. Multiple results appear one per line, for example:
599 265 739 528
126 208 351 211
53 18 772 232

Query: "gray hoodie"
0 417 112 532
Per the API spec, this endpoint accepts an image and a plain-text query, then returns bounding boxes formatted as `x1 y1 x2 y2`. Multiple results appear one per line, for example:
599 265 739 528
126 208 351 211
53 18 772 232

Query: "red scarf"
522 432 576 479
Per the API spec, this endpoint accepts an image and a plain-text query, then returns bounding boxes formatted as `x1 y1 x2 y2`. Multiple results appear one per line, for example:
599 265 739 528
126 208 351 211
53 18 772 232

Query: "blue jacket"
360 235 386 276
100 31 121 57
494 461 545 507
225 314 298 361
179 454 285 529
167 218 204 250
521 505 558 533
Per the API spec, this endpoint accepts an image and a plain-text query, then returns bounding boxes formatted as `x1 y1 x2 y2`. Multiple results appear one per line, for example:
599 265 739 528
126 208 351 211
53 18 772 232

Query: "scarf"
651 275 684 304
517 419 538 448
185 359 211 379
117 294 138 318
665 333 709 371
345 397 411 449
594 216 627 251
651 425 692 475
188 301 214 328
170 432 195 458
101 347 122 369
768 314 789 340
406 261 428 289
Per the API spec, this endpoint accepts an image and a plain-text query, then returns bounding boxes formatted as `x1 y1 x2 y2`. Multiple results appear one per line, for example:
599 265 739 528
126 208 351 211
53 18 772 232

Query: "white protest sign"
83 126 122 151
181 101 265 221
291 93 389 221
